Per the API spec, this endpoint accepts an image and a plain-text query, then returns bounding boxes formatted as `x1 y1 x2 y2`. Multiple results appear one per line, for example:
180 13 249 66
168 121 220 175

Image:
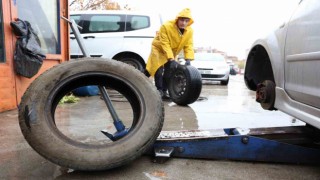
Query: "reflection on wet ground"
162 75 304 131
1 75 318 179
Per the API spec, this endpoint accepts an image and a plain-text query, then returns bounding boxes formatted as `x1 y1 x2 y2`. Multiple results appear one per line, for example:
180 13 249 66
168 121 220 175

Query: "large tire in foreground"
168 65 202 106
18 58 164 171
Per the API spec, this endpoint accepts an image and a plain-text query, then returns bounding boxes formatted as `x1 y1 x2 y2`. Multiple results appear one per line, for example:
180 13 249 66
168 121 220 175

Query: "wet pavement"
163 75 304 131
1 75 320 179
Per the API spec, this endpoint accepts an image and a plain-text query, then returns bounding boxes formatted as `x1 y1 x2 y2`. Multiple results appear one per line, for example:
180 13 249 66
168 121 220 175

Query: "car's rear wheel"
118 57 144 72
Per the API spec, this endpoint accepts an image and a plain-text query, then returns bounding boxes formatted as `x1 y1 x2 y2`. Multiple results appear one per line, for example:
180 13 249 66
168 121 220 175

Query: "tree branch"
84 0 109 10
69 0 77 6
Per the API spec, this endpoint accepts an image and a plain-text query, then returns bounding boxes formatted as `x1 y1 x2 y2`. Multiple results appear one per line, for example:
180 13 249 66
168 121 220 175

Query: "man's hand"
164 60 179 80
168 59 179 70
185 59 191 65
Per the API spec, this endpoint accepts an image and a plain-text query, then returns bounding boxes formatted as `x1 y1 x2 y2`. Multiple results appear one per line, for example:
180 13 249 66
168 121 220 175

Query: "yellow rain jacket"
146 8 194 77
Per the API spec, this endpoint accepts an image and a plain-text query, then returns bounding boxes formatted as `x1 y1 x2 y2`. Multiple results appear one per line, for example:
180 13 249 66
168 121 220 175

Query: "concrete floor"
1 75 320 179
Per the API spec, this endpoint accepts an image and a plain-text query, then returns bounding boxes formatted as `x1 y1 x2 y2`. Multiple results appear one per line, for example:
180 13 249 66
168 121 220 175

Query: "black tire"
18 58 164 171
118 57 144 72
221 77 229 85
168 65 202 106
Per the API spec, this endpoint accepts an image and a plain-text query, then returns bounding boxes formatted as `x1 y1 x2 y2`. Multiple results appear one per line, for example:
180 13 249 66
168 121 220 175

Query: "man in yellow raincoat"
145 8 195 99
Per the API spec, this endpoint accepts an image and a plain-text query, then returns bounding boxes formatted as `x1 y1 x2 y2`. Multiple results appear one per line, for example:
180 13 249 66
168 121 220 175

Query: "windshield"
195 53 225 62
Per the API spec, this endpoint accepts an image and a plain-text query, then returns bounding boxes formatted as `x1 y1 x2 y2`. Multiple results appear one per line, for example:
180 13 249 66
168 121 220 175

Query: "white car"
244 0 320 129
70 10 162 71
191 52 230 85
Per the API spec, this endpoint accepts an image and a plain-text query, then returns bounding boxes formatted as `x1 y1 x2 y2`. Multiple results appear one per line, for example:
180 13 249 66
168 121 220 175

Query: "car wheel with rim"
168 65 202 106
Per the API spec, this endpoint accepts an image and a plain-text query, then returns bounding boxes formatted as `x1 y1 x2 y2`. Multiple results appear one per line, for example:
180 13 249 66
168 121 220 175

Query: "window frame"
0 2 5 62
16 0 61 55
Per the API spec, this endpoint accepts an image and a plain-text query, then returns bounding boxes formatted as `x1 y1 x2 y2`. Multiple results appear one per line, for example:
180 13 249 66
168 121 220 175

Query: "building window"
0 2 5 62
17 0 60 54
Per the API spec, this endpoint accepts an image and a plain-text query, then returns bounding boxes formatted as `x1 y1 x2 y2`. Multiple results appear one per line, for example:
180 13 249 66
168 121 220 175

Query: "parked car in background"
244 0 320 129
229 63 238 75
70 10 162 71
191 52 230 85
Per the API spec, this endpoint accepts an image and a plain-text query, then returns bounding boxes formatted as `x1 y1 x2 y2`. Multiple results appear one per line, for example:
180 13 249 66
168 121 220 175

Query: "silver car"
244 0 320 129
192 52 230 85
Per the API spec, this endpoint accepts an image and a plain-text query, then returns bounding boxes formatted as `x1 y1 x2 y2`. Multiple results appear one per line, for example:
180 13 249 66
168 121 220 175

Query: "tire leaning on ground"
18 58 164 171
168 65 202 106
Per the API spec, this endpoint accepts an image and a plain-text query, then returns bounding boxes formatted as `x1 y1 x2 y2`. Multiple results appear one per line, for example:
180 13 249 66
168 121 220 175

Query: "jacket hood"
175 8 194 26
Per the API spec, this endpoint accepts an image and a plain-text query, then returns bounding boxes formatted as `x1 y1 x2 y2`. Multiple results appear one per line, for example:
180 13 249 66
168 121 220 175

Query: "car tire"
221 77 229 85
118 57 144 72
18 58 164 171
168 65 202 106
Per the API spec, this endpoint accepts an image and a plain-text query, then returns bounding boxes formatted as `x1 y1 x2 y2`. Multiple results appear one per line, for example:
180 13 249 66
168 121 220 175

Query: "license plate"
199 70 212 74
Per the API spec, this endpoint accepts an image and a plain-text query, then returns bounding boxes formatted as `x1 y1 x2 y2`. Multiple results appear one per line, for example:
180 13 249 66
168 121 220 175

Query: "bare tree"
69 0 124 10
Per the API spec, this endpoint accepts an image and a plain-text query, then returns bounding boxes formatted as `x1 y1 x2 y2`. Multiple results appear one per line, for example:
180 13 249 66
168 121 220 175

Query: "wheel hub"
172 72 187 96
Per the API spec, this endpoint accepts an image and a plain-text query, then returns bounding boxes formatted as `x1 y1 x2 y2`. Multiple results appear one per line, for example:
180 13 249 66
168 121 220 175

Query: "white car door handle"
83 36 95 39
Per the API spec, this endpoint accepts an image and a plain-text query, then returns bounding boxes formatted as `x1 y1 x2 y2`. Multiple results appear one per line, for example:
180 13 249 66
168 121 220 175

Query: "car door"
80 13 126 58
284 0 320 109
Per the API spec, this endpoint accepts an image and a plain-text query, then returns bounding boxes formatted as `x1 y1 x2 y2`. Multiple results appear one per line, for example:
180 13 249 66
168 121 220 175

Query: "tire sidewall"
19 58 163 170
168 65 202 105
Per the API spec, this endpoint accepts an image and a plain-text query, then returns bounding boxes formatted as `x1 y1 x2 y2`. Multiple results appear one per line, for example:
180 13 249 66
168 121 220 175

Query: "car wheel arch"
245 45 275 91
113 52 146 69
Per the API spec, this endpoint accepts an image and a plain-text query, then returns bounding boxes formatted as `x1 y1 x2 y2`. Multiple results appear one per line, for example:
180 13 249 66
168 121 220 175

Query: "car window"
71 15 81 24
0 2 5 62
70 15 82 34
87 15 125 33
126 15 150 31
195 53 225 62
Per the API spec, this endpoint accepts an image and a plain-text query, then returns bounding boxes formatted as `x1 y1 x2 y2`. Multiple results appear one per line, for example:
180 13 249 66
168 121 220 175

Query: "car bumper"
198 69 230 81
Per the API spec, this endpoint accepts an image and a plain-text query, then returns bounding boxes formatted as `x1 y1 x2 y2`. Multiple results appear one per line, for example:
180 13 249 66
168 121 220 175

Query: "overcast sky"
115 0 300 59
